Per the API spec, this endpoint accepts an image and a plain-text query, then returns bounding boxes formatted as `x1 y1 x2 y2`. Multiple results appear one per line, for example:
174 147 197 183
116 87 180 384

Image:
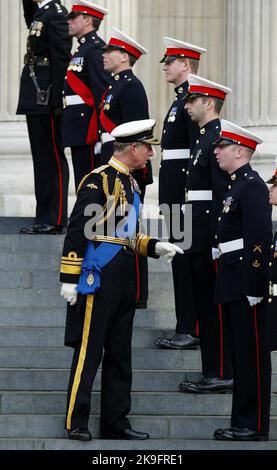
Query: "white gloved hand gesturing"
247 296 263 307
212 247 220 260
155 242 184 263
61 283 78 306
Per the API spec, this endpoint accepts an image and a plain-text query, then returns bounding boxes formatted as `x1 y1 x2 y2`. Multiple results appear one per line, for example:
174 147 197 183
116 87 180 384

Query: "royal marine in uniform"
155 38 206 350
59 120 182 441
212 120 272 441
179 76 233 393
99 27 153 194
63 1 111 190
267 158 277 351
99 27 153 308
18 0 72 234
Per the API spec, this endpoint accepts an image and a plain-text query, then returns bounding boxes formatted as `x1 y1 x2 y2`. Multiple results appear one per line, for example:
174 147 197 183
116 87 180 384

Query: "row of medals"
67 64 83 72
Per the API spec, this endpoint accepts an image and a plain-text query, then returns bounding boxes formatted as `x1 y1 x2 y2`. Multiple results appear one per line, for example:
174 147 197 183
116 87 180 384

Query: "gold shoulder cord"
96 172 122 226
77 165 110 194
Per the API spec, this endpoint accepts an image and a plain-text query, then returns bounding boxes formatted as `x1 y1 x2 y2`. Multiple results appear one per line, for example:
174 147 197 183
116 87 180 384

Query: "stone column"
225 0 277 127
224 0 277 183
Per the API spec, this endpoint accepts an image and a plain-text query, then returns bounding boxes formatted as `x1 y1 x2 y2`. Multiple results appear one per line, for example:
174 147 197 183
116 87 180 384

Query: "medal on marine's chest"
223 196 233 213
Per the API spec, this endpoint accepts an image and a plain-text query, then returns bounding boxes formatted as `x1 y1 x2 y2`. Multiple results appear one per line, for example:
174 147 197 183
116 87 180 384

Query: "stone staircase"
0 222 277 450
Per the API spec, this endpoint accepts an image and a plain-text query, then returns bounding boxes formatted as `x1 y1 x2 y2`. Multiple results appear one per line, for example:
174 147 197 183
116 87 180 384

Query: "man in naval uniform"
60 119 183 441
63 1 111 191
99 27 153 308
155 37 206 351
267 159 277 352
179 75 233 394
18 0 72 234
212 120 272 441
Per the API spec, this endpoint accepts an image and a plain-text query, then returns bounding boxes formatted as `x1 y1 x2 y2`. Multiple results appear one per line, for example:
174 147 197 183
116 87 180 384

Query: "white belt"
218 238 244 255
269 284 277 297
101 132 115 144
65 95 85 106
187 190 213 201
162 149 190 160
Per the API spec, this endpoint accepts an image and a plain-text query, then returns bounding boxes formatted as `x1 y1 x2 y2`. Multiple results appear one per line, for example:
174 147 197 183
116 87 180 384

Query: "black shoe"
101 428 150 440
154 333 200 350
20 223 63 235
179 377 233 394
214 427 268 441
66 428 92 441
136 300 147 309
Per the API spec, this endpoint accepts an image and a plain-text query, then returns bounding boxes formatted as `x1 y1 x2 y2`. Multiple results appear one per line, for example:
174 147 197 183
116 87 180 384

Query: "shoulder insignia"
92 164 109 174
253 245 262 253
87 183 98 190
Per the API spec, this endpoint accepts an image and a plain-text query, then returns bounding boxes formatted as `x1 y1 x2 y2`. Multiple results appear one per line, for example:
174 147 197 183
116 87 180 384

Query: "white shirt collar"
39 0 53 8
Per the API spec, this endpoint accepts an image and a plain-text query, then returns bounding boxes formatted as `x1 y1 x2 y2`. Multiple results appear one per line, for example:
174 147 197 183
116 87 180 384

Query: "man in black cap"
18 0 72 234
60 119 183 441
63 1 111 191
155 37 206 350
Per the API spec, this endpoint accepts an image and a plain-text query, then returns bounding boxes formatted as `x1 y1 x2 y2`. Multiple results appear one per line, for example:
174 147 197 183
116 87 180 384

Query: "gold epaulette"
77 165 110 193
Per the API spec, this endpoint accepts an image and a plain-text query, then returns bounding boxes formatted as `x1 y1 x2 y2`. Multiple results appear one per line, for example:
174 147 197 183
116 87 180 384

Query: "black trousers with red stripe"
65 249 137 434
26 114 69 227
222 298 271 433
190 252 233 379
71 145 102 192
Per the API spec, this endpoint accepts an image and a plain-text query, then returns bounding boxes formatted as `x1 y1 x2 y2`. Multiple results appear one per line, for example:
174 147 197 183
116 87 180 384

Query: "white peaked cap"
111 119 160 145
162 37 206 60
187 74 232 100
70 0 108 18
218 119 263 150
106 27 148 59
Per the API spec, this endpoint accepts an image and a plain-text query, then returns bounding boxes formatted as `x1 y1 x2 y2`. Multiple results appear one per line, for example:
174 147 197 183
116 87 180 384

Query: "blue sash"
77 191 141 295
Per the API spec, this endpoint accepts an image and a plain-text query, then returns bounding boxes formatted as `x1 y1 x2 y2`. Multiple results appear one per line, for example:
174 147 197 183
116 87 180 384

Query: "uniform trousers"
190 252 233 378
159 159 198 335
26 114 69 227
71 145 101 192
65 249 136 434
222 298 271 433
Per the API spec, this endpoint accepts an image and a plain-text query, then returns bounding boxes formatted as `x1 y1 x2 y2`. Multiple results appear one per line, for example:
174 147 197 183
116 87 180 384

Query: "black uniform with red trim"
62 31 110 190
183 119 232 379
17 0 72 228
99 69 153 191
159 81 199 337
99 68 152 306
268 228 277 351
214 163 272 433
60 157 159 435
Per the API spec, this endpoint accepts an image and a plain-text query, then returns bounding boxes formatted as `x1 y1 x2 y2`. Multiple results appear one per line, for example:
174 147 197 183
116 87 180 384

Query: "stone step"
0 437 276 451
0 348 201 370
0 391 235 416
0 271 172 291
0 415 276 440
1 368 276 393
0 327 175 349
0 369 199 392
1 391 277 417
0 307 176 329
0 288 174 309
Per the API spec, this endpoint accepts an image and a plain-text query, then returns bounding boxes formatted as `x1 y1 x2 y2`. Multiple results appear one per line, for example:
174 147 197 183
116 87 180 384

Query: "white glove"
212 247 220 260
94 142 102 155
247 296 263 307
61 283 78 306
155 242 184 263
